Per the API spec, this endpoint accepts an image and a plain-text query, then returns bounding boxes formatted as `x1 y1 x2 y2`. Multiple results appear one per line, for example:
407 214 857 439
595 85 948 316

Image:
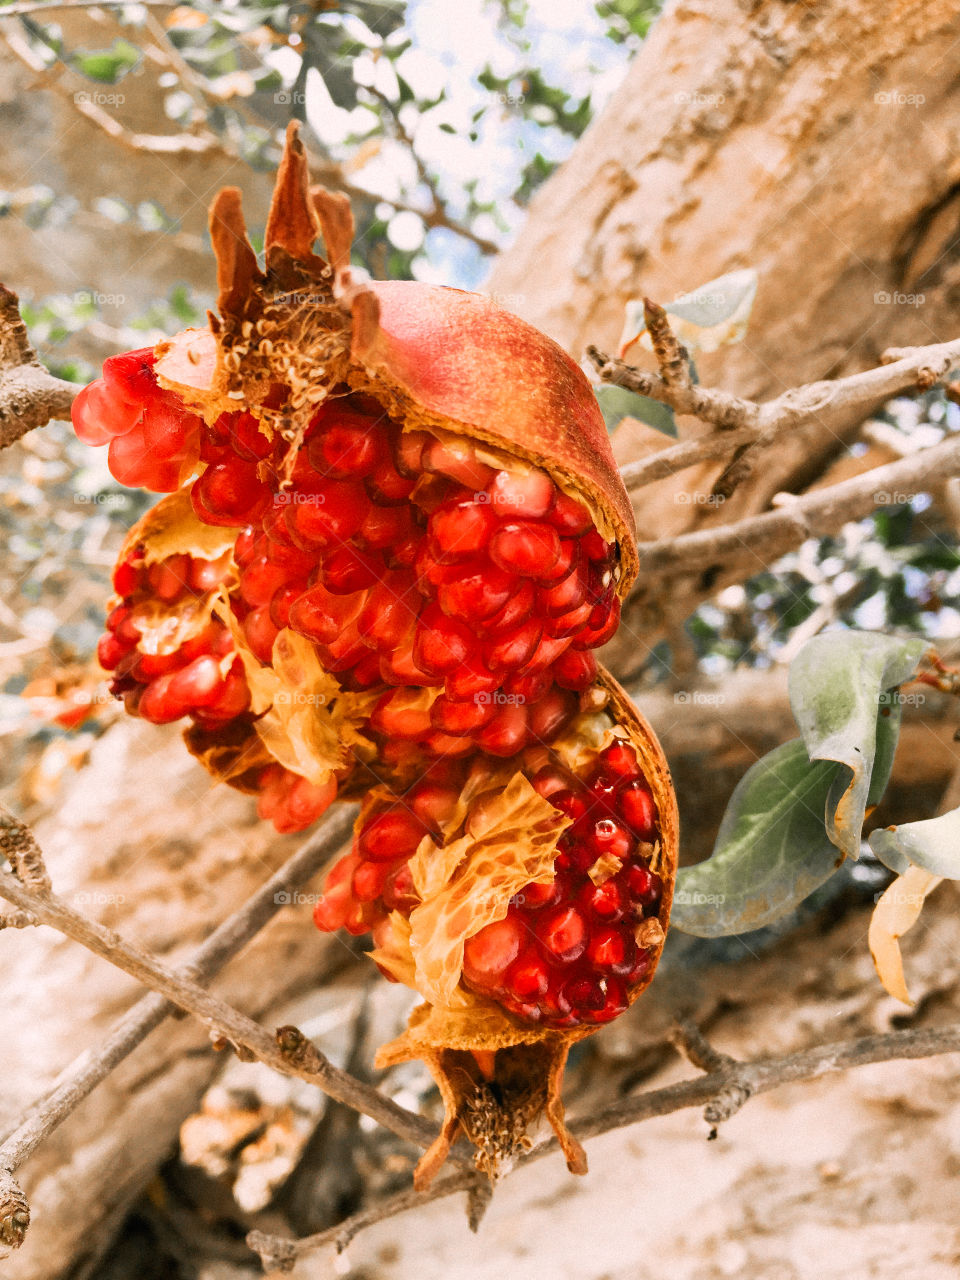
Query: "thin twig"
0 843 435 1154
629 432 960 584
247 1020 960 1269
0 286 76 448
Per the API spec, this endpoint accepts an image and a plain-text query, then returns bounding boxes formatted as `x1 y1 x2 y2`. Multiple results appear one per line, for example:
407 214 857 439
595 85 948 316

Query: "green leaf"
671 740 845 937
869 807 960 878
594 384 676 437
71 38 140 83
788 631 927 859
619 268 758 358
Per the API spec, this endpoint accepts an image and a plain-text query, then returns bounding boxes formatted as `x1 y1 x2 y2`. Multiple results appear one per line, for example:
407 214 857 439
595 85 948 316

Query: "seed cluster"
75 345 663 1029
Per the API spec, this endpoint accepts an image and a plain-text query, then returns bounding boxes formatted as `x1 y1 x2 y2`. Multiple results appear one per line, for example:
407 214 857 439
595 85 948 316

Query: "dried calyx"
71 123 678 1183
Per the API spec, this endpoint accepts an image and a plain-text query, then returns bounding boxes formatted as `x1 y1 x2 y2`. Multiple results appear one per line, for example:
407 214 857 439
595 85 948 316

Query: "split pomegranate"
74 124 678 1187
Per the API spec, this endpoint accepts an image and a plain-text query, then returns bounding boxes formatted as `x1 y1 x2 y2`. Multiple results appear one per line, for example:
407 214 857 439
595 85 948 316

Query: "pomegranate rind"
119 488 237 568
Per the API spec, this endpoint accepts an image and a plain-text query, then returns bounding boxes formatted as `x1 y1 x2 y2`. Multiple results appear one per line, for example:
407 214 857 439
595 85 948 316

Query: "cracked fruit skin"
72 122 678 1187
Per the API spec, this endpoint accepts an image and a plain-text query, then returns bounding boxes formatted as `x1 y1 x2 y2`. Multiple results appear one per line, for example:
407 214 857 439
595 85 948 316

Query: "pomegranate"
72 124 678 1187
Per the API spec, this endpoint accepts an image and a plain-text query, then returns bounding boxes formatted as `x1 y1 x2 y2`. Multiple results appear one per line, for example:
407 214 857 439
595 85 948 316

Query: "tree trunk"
487 0 960 580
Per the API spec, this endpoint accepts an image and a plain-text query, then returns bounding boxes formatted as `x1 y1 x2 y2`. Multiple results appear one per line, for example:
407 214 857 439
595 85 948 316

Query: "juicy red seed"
620 782 657 836
479 578 537 636
102 346 161 406
270 581 307 628
370 689 432 739
112 556 140 597
489 521 561 577
463 916 524 986
320 544 383 593
507 954 549 999
517 878 560 909
368 456 416 504
423 730 476 757
504 669 552 702
407 780 459 828
147 555 189 603
444 657 501 701
579 879 625 920
190 557 228 593
549 789 587 824
602 740 642 780
483 618 542 672
108 426 182 492
583 977 629 1025
357 571 418 650
358 502 415 551
477 703 530 758
283 481 367 547
549 491 592 535
222 411 272 461
536 906 586 962
429 498 497 560
378 630 433 687
551 649 598 691
239 557 290 607
413 604 474 675
288 584 364 645
359 808 429 862
97 632 127 670
72 378 142 445
395 429 431 476
243 607 279 663
424 438 494 488
308 413 385 478
382 861 418 912
587 818 633 861
487 468 555 519
535 537 579 585
587 928 628 969
437 561 514 622
313 882 357 933
538 562 586 615
352 859 394 902
193 460 269 526
547 598 594 639
199 661 250 720
563 977 607 1012
624 863 659 903
528 687 576 742
430 694 495 734
581 530 611 561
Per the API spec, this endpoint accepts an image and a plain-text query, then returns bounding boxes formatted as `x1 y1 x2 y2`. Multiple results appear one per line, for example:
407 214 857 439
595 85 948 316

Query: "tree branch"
0 285 77 448
246 1020 960 1270
589 331 960 493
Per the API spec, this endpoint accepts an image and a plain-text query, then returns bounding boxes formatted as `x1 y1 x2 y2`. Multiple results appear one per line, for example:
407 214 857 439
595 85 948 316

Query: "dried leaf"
407 773 570 1005
868 865 943 1004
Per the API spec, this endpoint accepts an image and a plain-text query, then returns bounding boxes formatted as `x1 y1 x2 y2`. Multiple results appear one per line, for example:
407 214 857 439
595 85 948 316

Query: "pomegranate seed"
284 480 367 547
223 411 272 461
601 740 642 780
483 618 542 672
517 878 560 909
444 657 500 701
192 459 269 526
309 413 385 479
101 346 162 405
357 502 414 551
371 689 432 739
583 977 629 1025
382 861 418 912
550 789 587 824
359 808 429 862
239 556 290 607
430 694 495 734
270 580 307 628
547 598 594 639
357 571 419 650
538 561 586 615
487 467 555 518
352 859 394 902
407 779 459 828
504 669 552 702
579 879 625 921
437 560 514 622
97 632 127 670
535 537 579 585
477 703 530 757
288 584 364 645
395 429 431 476
463 916 524 988
367 456 415 504
489 521 561 577
549 491 592 534
551 649 598 691
562 977 606 1012
507 953 549 999
429 497 497 561
528 687 576 742
620 782 657 837
536 906 586 962
413 604 474 675
71 378 141 445
424 438 494 488
571 594 622 649
423 730 476 757
320 544 383 593
586 817 633 861
243 606 279 662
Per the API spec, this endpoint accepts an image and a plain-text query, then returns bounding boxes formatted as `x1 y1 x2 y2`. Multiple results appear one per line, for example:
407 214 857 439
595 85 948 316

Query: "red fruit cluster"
72 347 203 491
98 544 249 727
312 739 663 1030
78 357 620 768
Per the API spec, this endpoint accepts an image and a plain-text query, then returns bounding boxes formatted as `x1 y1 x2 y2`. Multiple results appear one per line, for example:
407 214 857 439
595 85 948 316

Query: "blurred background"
3 2 960 1278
